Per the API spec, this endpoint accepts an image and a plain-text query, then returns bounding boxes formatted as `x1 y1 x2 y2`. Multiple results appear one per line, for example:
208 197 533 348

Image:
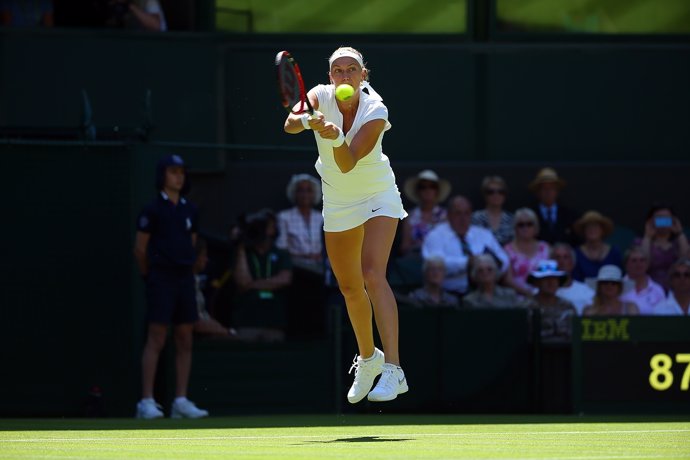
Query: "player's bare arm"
325 118 386 173
284 92 323 134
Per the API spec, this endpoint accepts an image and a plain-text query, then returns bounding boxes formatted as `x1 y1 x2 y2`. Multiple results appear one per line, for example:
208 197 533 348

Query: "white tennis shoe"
347 347 384 404
367 363 408 402
171 398 209 419
135 399 164 419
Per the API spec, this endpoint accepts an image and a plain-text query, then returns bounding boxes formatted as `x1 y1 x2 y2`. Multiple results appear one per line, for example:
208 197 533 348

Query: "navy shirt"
137 192 199 268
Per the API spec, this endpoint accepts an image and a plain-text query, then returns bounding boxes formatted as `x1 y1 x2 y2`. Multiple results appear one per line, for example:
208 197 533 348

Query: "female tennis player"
284 46 408 403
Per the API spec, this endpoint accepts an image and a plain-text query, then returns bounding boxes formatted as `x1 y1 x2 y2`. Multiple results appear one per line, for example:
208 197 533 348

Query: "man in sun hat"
528 167 578 245
526 259 577 342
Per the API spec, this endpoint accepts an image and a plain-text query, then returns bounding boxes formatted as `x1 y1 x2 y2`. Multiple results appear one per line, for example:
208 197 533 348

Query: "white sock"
174 396 188 404
141 397 155 403
363 349 379 361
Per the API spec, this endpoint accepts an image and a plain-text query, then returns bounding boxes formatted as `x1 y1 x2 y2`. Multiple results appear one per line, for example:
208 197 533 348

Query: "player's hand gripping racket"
275 50 322 120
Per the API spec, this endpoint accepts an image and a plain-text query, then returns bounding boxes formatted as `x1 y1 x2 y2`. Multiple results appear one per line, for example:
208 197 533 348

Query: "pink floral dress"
504 241 551 291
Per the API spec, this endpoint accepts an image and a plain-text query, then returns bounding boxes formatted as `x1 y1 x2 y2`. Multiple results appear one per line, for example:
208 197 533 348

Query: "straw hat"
286 174 321 205
528 167 566 192
527 259 568 286
403 170 451 204
585 265 634 293
574 210 614 238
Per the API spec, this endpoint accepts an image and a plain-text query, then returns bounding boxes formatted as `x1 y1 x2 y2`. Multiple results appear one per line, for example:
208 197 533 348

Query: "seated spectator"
463 254 524 309
503 208 550 296
528 167 577 245
526 260 577 342
1 0 53 27
113 0 167 31
232 209 292 343
192 238 238 339
583 265 639 316
655 258 690 316
551 242 594 316
637 203 689 292
400 170 451 256
276 174 324 271
572 211 622 281
620 246 666 315
406 256 459 308
422 195 509 297
471 175 514 245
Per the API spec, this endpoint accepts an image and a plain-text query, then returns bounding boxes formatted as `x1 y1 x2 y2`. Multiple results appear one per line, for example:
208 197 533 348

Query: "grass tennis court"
1 415 689 459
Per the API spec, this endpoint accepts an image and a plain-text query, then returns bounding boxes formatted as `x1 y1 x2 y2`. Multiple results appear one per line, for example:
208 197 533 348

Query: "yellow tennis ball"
335 84 355 101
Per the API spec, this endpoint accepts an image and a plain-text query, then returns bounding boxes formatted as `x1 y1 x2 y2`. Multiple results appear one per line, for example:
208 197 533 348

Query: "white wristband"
332 130 346 148
300 113 311 130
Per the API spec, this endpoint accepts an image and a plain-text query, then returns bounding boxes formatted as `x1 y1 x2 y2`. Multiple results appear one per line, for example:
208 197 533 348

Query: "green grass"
1 415 690 459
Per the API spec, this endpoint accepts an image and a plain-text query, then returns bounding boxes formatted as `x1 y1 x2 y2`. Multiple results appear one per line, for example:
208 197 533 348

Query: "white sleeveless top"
311 84 398 206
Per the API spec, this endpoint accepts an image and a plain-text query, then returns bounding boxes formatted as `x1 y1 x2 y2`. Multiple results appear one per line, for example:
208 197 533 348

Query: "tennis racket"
275 50 321 119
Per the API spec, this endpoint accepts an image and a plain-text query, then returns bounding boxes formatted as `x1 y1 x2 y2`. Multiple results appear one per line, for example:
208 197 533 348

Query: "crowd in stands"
0 0 166 31
192 166 689 346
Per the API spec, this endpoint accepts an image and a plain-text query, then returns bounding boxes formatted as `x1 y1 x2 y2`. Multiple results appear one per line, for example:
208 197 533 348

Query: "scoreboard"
572 317 690 413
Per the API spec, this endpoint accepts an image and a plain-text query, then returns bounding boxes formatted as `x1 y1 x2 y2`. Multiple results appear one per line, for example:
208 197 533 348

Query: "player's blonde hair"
328 46 370 81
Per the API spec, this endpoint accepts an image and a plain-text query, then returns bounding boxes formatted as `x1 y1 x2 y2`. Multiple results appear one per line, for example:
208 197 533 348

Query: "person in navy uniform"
133 154 209 419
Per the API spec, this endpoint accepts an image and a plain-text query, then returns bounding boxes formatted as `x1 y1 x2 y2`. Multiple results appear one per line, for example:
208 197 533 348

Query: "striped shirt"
471 209 514 245
276 207 323 263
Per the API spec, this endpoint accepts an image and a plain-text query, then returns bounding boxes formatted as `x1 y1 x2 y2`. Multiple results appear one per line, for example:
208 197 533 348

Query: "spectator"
620 246 666 315
192 238 238 338
583 265 639 316
406 256 459 308
551 242 594 316
133 154 208 419
422 195 509 297
572 211 622 281
0 0 53 27
463 254 524 309
637 203 689 292
655 258 690 316
528 167 577 244
107 0 166 31
526 260 577 342
276 174 324 270
400 169 450 256
232 209 292 343
472 175 514 245
503 208 550 296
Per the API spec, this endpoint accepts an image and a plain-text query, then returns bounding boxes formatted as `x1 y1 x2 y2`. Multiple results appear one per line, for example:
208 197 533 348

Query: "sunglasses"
417 183 438 191
671 271 690 279
296 187 313 193
599 280 621 286
485 188 505 196
516 221 535 228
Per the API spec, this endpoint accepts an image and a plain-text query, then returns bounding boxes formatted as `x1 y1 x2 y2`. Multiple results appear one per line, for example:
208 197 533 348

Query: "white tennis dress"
311 84 407 232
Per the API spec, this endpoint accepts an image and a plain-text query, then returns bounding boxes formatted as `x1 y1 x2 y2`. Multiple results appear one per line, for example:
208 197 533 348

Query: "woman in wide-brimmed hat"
526 260 577 343
583 265 639 316
572 210 623 282
399 169 451 255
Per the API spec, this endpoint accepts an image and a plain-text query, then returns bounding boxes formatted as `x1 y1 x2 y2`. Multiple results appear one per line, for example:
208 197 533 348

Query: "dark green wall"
2 31 688 160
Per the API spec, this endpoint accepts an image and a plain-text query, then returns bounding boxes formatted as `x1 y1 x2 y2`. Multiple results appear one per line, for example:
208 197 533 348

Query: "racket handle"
309 110 323 120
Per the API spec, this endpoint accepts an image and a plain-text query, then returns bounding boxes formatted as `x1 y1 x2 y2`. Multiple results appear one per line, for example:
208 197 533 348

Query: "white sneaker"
347 347 384 404
135 399 164 419
171 399 209 419
367 363 408 402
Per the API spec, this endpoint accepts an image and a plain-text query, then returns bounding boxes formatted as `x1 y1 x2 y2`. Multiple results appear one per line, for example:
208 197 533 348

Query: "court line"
1 429 689 443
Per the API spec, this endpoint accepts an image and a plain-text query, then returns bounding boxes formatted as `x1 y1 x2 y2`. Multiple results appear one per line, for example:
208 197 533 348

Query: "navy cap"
155 154 190 194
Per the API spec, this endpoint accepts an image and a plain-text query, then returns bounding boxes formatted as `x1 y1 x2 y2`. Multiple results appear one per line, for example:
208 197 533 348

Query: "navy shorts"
145 267 198 325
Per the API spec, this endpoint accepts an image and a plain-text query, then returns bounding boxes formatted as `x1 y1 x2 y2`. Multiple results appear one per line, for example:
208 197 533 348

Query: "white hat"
586 265 634 293
286 174 321 205
403 170 452 204
527 259 567 285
